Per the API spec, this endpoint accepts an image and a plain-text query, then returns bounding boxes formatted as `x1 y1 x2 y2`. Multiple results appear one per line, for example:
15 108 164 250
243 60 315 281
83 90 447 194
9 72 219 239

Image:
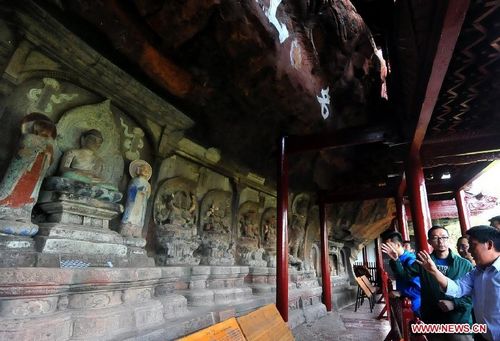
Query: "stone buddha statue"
42 129 122 202
59 129 117 191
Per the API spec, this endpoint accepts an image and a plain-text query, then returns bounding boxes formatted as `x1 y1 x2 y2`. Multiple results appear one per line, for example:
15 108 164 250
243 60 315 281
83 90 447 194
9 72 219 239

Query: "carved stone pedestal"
287 268 327 329
37 190 123 229
33 189 153 267
237 237 267 267
155 224 200 266
197 232 235 266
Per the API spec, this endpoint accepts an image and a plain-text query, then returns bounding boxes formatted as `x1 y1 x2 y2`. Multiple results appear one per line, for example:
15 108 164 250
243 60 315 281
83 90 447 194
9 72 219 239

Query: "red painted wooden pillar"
455 189 471 236
396 195 409 241
406 155 431 253
362 246 368 266
374 237 384 286
319 198 332 311
276 136 289 321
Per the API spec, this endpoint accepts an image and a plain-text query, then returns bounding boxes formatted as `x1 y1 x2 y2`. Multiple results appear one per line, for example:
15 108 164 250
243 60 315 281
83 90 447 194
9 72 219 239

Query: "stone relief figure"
197 190 234 265
260 207 277 267
239 210 258 239
154 178 197 228
202 202 230 233
45 128 123 203
119 160 152 238
0 113 56 236
59 129 117 191
289 194 309 260
262 210 277 245
153 177 200 266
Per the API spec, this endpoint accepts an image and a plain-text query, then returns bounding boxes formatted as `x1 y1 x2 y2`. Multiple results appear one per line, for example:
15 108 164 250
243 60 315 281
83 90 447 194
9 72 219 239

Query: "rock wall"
0 4 330 339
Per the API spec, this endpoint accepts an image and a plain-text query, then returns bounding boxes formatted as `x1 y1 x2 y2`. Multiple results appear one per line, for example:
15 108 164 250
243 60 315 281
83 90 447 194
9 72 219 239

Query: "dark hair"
456 236 469 245
466 225 500 251
427 225 448 239
380 230 403 244
489 216 500 226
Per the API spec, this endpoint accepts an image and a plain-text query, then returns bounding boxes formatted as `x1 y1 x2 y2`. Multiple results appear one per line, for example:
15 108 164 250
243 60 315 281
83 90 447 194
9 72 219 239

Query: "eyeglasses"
429 236 449 242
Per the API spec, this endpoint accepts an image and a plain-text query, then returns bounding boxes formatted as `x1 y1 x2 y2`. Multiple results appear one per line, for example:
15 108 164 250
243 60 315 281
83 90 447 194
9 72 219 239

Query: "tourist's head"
427 225 449 252
403 240 414 252
456 236 470 258
381 230 404 255
81 129 103 151
488 216 500 230
466 225 500 266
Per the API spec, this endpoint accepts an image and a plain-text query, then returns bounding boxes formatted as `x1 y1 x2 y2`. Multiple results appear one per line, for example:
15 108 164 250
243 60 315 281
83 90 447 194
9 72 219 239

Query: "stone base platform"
0 265 327 340
1 223 155 268
287 268 327 329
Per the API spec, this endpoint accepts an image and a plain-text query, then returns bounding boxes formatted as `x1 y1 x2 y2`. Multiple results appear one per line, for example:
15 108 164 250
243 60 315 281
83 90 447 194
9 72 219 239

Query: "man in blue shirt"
417 226 500 341
381 230 421 315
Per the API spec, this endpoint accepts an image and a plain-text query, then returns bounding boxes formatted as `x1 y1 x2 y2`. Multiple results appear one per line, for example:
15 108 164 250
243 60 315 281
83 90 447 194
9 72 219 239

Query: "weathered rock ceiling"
36 0 500 201
39 0 394 191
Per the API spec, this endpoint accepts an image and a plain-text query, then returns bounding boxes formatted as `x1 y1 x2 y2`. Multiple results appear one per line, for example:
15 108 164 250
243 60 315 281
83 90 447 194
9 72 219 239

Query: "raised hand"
381 243 399 260
416 251 438 273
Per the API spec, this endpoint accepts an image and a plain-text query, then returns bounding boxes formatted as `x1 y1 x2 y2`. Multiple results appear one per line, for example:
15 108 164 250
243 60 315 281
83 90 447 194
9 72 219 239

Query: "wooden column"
396 195 409 241
374 237 383 286
276 136 289 321
362 246 368 266
319 198 332 311
455 189 471 236
406 156 431 253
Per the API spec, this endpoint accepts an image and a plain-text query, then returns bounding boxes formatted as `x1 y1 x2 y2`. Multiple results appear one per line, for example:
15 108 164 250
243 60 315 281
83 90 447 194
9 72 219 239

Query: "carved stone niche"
154 177 200 266
33 101 136 266
236 201 266 267
197 189 234 266
329 241 347 280
261 207 277 268
38 100 125 229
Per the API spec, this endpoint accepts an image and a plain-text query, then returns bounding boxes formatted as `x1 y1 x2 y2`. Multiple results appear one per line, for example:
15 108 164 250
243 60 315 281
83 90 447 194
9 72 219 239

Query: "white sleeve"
445 270 474 297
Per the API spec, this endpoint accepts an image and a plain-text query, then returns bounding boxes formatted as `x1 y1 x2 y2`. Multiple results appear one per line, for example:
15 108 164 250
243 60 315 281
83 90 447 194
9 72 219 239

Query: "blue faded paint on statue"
0 113 56 236
119 159 152 238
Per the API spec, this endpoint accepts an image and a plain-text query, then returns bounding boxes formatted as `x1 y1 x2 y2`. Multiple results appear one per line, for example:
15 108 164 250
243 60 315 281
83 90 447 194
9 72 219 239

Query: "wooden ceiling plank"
399 0 470 197
408 0 470 157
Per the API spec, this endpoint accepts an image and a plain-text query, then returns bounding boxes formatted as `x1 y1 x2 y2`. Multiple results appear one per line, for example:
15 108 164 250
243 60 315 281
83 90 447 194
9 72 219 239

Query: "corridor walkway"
293 299 390 341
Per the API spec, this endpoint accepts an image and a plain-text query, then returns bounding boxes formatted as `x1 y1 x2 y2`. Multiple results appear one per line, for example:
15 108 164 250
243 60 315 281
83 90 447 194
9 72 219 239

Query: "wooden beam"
407 0 470 158
422 134 500 159
286 125 390 154
455 162 493 191
423 152 500 167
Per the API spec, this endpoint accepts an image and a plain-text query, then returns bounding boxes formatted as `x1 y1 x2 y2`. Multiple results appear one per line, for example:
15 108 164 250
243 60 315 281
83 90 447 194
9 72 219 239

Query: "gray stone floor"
293 296 391 341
